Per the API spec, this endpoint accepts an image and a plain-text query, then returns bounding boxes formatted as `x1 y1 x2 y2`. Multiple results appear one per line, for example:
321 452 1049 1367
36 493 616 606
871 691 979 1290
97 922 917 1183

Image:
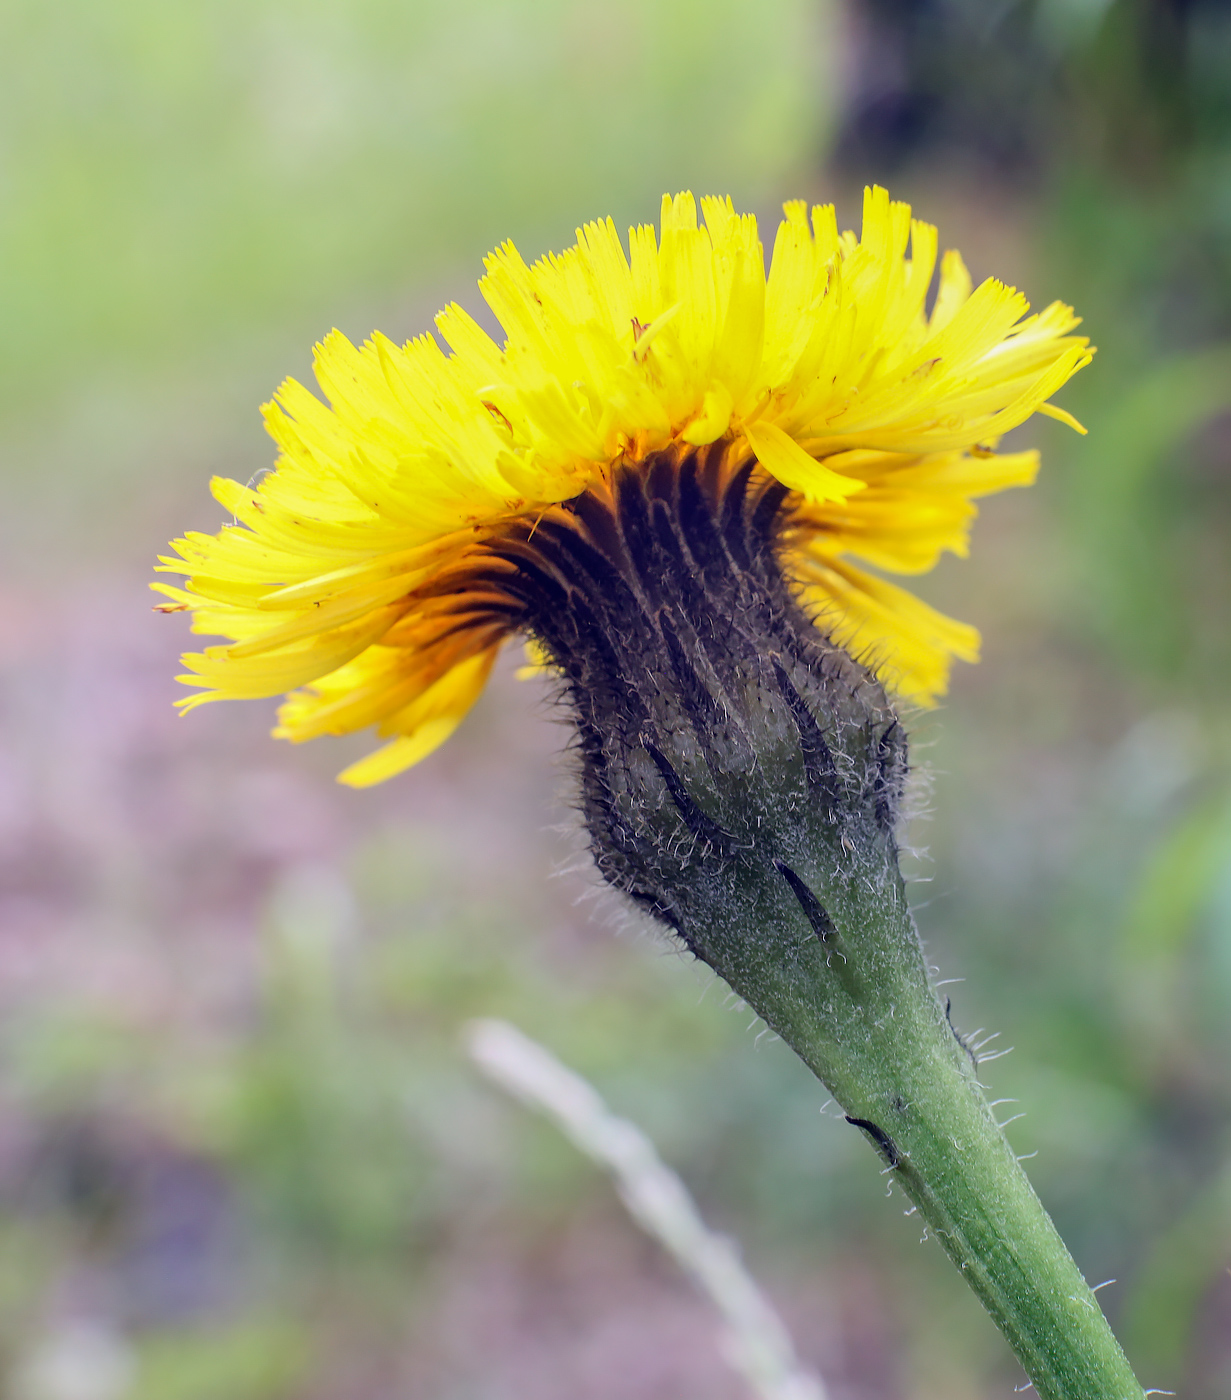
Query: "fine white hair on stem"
464 1018 828 1400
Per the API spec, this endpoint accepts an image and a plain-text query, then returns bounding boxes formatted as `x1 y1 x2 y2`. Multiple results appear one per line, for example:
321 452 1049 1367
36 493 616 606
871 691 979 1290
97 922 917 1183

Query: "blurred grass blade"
1067 345 1231 667
1122 786 1231 963
465 1018 827 1400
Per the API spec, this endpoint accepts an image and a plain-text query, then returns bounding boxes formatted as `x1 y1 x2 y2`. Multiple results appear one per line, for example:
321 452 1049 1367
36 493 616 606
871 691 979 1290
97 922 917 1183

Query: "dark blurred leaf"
1121 1159 1231 1384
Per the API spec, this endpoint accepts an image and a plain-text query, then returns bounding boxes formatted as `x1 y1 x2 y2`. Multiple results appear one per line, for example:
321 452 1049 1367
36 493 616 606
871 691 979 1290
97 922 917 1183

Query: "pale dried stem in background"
464 1018 827 1400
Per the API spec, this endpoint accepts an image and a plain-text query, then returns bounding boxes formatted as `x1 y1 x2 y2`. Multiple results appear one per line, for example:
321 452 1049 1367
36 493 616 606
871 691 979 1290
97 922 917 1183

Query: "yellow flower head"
154 187 1091 786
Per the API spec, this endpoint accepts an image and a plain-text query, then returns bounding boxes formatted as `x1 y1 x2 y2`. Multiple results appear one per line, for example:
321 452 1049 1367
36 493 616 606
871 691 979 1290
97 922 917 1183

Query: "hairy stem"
700 856 1146 1400
511 448 1147 1399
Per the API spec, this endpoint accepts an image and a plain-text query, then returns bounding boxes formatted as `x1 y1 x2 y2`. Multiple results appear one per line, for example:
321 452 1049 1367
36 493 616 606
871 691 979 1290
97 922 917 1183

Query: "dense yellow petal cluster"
155 187 1092 786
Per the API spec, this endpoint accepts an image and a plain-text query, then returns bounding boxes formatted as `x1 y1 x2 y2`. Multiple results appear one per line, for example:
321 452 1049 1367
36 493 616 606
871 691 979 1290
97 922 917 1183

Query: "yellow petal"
337 719 463 787
680 382 734 446
744 421 865 502
336 648 497 786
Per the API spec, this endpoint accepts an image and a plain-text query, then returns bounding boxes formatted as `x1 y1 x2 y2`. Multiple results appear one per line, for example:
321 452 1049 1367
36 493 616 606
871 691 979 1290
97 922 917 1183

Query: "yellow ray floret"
154 187 1093 784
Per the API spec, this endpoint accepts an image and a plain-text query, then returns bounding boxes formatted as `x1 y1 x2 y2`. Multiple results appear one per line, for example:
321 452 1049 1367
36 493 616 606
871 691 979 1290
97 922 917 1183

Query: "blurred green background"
1 1 1229 1397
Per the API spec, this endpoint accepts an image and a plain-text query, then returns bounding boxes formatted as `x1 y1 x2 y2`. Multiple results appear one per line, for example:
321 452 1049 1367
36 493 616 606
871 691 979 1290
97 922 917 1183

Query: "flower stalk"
516 448 1147 1400
696 851 1145 1400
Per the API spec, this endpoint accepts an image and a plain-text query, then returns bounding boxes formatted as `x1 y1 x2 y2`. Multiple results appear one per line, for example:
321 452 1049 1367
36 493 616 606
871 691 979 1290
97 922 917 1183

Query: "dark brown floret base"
474 441 908 971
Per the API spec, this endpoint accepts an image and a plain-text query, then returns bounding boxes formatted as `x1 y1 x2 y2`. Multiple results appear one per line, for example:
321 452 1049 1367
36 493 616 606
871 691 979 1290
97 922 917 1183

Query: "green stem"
695 854 1147 1400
